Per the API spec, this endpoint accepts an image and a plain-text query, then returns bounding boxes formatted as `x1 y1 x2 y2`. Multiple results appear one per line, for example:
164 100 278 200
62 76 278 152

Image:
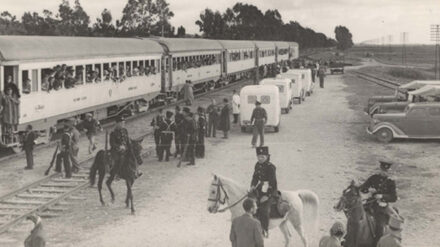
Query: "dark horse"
334 181 376 247
89 138 143 214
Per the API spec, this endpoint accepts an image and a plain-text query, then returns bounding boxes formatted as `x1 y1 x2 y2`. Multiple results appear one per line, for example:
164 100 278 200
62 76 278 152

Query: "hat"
379 160 393 171
85 113 92 118
255 100 261 105
182 107 191 114
115 116 125 123
256 146 269 156
330 221 345 236
166 111 174 118
388 215 404 231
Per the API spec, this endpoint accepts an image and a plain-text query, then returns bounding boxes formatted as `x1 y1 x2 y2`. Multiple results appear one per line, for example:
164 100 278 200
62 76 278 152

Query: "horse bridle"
208 179 230 212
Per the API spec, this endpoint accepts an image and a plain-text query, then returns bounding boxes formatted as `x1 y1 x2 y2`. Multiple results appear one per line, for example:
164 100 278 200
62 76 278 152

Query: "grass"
387 67 428 80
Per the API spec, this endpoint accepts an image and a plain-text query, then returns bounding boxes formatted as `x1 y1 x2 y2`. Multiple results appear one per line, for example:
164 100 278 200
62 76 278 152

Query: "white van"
240 85 281 132
277 72 305 104
284 69 314 96
259 78 292 113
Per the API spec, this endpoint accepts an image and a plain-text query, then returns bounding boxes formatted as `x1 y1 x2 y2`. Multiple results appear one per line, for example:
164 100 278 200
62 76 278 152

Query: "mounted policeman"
359 160 398 243
249 146 277 238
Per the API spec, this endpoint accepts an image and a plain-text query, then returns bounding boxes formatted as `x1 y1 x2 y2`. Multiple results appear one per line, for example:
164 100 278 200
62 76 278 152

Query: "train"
0 35 299 151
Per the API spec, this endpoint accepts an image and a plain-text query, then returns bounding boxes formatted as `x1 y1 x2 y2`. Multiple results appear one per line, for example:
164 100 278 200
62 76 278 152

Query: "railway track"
351 71 400 89
0 77 251 235
0 78 253 163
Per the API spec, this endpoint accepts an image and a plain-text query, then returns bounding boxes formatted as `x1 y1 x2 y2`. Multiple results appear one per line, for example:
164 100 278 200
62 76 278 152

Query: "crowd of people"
173 54 218 71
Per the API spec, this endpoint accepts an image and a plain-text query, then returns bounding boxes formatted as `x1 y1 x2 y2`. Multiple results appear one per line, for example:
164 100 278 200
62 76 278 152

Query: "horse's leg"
289 211 308 247
129 179 135 215
106 171 116 203
98 167 106 206
279 221 291 247
125 179 130 208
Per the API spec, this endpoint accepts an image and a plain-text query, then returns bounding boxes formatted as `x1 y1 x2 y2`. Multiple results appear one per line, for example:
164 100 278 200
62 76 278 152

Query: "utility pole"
388 35 393 61
431 25 440 79
401 32 408 67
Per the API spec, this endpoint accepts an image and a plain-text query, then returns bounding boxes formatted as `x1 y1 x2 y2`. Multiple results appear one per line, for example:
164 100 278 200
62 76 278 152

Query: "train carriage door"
222 50 227 76
275 46 279 64
161 55 170 93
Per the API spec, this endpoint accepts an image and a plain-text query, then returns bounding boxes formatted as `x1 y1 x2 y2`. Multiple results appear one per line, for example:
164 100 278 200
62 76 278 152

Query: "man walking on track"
206 98 219 138
230 198 264 247
251 100 267 148
56 123 73 178
81 113 102 154
69 120 81 173
232 90 240 124
158 111 176 162
23 124 37 170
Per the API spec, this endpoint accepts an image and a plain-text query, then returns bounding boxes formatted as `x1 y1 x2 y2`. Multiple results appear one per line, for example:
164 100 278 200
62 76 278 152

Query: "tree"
176 25 185 37
334 25 353 50
57 0 90 36
92 9 116 36
195 9 226 39
0 11 26 35
21 11 59 35
152 0 174 37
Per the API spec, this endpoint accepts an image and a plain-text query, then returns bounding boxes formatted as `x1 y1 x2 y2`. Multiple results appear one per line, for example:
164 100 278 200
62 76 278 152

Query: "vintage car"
259 78 292 113
365 80 440 114
239 85 281 132
367 102 440 143
369 85 440 116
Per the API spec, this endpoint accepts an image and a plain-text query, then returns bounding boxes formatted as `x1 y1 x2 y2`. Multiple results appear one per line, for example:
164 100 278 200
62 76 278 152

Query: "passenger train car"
0 35 298 151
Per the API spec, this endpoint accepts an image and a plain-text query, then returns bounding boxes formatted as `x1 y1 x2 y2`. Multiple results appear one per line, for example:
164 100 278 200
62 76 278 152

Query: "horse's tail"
298 189 320 236
89 150 104 186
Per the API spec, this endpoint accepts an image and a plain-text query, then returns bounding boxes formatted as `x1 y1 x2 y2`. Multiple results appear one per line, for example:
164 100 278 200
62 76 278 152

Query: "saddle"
270 191 291 219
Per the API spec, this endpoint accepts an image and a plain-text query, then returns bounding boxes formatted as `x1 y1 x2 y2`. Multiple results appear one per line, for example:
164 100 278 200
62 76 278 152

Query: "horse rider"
158 111 176 162
249 146 278 238
110 116 142 178
359 160 398 243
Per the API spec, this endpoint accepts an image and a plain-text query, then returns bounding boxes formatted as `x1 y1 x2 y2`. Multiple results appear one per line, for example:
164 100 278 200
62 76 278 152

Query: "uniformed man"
110 116 143 178
195 107 206 158
151 109 164 157
174 105 184 158
359 160 398 243
182 107 196 166
250 100 267 148
158 111 176 162
55 123 73 178
249 146 278 238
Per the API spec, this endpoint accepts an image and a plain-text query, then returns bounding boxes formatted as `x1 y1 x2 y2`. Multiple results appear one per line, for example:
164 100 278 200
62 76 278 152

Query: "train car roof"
154 38 223 53
289 42 299 47
215 40 255 50
253 41 276 49
0 36 164 63
275 41 290 49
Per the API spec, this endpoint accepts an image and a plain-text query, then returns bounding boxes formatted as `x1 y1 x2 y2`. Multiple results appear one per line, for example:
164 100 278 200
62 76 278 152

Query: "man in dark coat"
182 107 196 166
206 98 219 138
317 68 326 88
151 109 164 157
174 106 184 158
23 125 38 170
230 198 264 247
250 146 278 238
81 113 102 154
55 123 73 178
158 111 176 162
218 98 231 139
360 160 398 243
24 214 46 247
195 107 206 158
251 101 267 148
69 122 81 173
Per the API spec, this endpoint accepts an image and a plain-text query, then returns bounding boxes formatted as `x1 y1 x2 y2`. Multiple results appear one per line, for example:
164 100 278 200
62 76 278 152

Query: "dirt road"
3 70 439 247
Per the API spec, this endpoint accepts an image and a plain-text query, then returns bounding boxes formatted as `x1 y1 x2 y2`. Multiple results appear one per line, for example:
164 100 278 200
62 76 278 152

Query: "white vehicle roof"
408 85 440 97
400 80 440 90
259 78 291 85
240 84 279 95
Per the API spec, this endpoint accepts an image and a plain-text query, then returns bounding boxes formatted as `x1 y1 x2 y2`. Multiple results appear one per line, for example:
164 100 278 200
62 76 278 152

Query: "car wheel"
241 126 246 133
274 126 279 132
375 128 393 143
298 97 302 104
285 107 290 113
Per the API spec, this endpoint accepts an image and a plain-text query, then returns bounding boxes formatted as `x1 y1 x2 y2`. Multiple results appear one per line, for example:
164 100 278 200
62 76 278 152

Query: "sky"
1 0 440 44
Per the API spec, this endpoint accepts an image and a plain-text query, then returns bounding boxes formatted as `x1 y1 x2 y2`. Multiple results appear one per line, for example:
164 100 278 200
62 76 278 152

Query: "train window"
21 70 31 94
118 62 125 80
157 59 160 73
125 61 132 77
133 61 139 76
139 61 144 75
85 65 94 83
103 63 110 81
173 58 177 71
75 65 84 85
41 68 51 92
94 64 102 82
247 95 257 104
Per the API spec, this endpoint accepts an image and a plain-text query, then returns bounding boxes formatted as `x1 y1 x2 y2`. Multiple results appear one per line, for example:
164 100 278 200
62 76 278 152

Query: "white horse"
207 174 319 247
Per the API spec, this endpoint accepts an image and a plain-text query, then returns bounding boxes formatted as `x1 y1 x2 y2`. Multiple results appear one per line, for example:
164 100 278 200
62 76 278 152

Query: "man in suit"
377 214 404 247
230 198 264 247
23 125 38 170
24 214 46 247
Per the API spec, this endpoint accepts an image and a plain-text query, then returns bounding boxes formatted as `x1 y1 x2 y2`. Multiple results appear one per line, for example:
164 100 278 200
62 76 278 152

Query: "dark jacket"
24 223 46 247
109 127 129 153
23 131 37 151
183 116 197 142
218 104 231 131
251 161 277 197
230 213 264 247
360 174 397 203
